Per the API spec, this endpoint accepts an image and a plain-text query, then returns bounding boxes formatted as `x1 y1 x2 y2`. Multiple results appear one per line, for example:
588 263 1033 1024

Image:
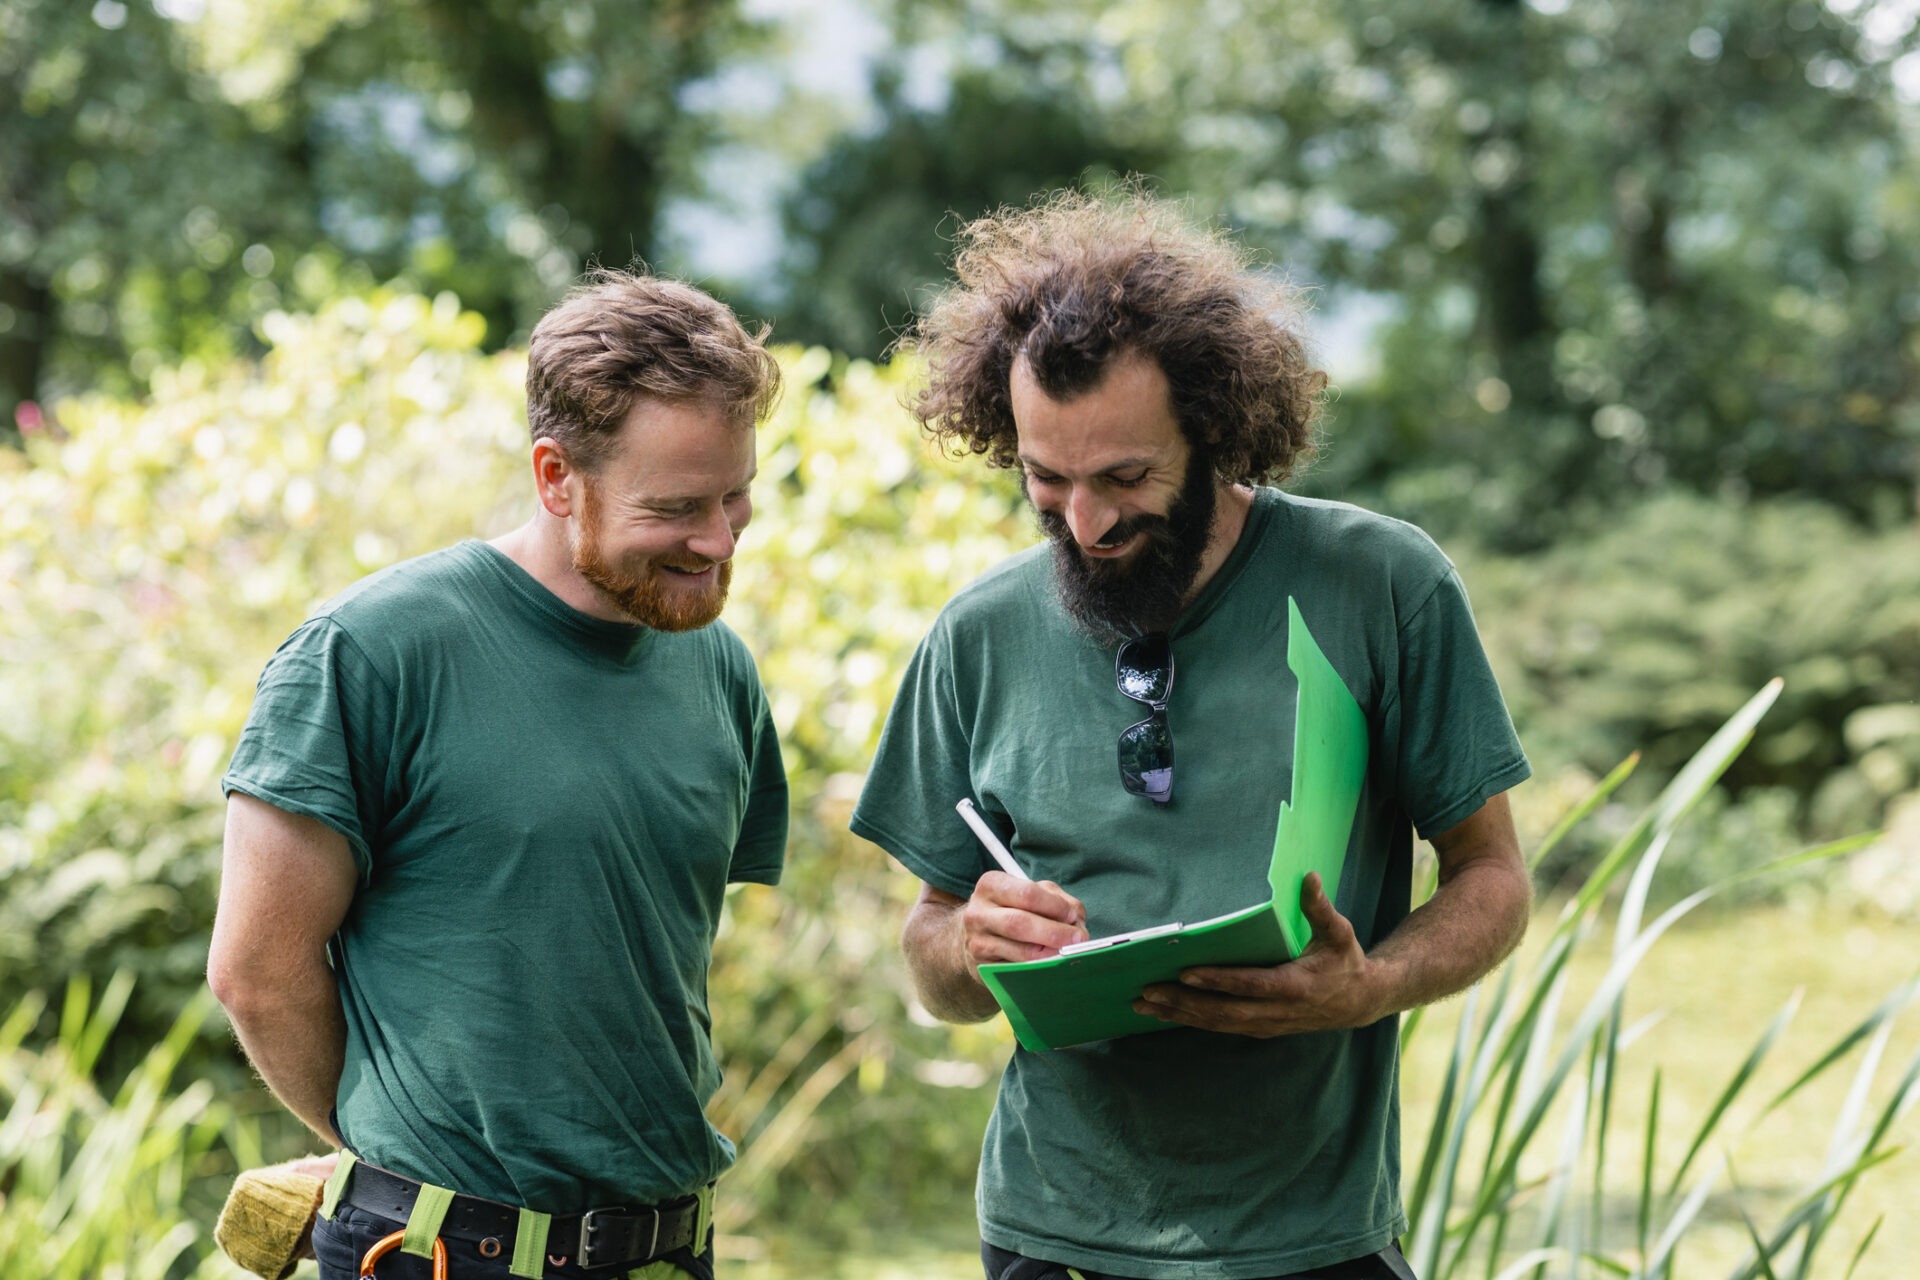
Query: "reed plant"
0 974 247 1280
1402 679 1915 1280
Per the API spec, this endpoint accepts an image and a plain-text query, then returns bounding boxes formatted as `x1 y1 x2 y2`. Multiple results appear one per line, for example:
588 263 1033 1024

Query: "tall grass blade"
1642 1152 1724 1279
1667 989 1802 1199
1567 680 1782 925
1731 1187 1784 1280
1535 1065 1591 1272
1790 1018 1897 1278
1491 1249 1567 1280
1453 889 1714 1256
1762 972 1920 1119
1720 1148 1902 1280
0 990 47 1056
1637 1069 1660 1266
1406 984 1478 1268
1840 1216 1882 1280
1529 754 1640 873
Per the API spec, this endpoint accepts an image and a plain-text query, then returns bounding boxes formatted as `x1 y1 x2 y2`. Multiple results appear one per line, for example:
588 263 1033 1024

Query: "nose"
1064 484 1117 548
687 503 740 562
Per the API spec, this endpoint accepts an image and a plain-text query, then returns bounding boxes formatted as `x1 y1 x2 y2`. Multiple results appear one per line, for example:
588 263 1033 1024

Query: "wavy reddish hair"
527 268 781 471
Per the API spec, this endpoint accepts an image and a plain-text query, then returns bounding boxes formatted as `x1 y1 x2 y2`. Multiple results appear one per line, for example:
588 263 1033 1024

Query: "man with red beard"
209 270 787 1280
853 193 1533 1280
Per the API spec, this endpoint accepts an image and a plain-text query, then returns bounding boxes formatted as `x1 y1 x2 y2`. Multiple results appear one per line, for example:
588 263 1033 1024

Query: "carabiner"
359 1229 448 1278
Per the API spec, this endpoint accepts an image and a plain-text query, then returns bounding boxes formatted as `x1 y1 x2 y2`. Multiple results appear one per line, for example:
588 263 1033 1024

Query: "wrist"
1355 953 1404 1026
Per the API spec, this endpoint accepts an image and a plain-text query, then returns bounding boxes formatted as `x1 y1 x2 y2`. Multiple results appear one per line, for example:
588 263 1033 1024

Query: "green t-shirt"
223 540 788 1211
851 489 1530 1278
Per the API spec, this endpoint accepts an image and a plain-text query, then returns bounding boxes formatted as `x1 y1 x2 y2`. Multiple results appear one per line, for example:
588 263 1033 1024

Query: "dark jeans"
982 1239 1417 1280
314 1202 716 1280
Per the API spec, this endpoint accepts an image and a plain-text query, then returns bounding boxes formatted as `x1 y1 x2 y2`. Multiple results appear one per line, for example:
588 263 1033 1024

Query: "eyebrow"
1016 453 1155 475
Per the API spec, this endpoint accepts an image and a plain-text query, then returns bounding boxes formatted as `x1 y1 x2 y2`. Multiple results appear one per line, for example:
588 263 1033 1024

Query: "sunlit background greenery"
4 0 1919 1276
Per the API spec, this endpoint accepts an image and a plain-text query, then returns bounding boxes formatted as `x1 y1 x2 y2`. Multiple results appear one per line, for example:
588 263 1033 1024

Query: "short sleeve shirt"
851 489 1529 1278
223 540 788 1210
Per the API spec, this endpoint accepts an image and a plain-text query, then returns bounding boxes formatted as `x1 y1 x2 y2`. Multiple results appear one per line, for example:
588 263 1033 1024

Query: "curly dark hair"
526 267 782 472
903 190 1326 485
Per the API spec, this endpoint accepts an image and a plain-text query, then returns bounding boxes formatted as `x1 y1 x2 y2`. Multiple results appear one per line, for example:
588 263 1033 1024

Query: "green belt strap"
510 1207 552 1280
402 1181 454 1259
318 1150 358 1221
626 1185 717 1279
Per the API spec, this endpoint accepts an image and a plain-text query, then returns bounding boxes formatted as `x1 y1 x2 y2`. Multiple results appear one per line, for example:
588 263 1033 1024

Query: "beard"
1034 446 1218 644
572 482 733 632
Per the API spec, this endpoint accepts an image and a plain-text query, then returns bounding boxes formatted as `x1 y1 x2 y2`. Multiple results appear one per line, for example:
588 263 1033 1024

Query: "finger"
1037 880 1088 928
1132 987 1247 1032
1300 873 1358 951
1172 964 1292 996
963 900 1087 962
977 872 1085 926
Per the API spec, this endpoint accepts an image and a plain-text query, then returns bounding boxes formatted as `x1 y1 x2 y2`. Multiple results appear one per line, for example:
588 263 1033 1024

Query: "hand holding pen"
954 798 1088 960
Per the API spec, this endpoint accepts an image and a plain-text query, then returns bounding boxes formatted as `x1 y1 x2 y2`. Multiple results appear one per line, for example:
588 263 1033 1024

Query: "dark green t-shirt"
223 540 788 1211
851 489 1530 1278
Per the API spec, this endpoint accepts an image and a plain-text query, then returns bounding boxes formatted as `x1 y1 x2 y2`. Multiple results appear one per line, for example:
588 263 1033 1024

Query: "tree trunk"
0 269 52 445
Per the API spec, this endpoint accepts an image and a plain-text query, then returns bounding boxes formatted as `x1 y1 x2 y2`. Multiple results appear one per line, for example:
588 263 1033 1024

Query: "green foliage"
1 0 777 426
1458 492 1920 881
0 289 526 1067
896 0 1920 541
766 68 1164 358
1398 685 1915 1279
0 976 253 1279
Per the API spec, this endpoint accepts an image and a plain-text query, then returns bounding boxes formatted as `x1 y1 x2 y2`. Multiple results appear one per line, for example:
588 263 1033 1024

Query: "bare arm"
207 792 359 1147
901 875 1090 1024
1135 791 1530 1037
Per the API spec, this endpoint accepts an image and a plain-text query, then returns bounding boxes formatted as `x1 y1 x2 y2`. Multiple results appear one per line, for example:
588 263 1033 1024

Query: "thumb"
1300 872 1354 949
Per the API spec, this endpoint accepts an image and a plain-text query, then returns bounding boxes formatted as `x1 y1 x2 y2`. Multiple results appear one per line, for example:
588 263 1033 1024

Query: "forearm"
901 899 1001 1024
219 967 348 1147
1366 855 1531 1018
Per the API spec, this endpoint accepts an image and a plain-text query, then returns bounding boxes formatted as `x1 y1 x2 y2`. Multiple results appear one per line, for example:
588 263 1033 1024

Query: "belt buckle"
577 1205 658 1270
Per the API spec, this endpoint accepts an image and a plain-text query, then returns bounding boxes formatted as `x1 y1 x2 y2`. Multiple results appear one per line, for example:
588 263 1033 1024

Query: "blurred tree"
0 0 315 433
1181 0 1920 540
767 59 1162 358
1 0 773 438
899 0 1920 542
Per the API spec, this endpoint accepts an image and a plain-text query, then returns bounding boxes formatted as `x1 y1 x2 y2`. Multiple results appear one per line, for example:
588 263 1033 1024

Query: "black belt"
340 1161 700 1270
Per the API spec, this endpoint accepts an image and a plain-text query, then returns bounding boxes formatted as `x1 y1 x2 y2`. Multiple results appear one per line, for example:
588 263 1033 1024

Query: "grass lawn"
723 899 1920 1280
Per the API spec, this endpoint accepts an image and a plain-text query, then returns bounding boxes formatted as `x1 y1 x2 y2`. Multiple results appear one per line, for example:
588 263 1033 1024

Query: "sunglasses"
1115 631 1174 804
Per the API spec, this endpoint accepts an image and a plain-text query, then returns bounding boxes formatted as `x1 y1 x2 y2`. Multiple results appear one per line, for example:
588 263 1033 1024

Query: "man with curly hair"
852 193 1532 1279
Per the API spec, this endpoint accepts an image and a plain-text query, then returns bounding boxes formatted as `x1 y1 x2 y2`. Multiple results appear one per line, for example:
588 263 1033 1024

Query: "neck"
1182 481 1255 610
491 510 624 621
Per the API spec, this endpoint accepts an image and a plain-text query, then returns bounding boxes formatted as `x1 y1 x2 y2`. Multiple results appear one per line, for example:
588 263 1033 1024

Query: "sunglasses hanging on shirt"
1115 631 1174 805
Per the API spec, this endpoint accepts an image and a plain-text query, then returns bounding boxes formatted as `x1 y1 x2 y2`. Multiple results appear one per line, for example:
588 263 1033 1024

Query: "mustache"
1035 508 1167 552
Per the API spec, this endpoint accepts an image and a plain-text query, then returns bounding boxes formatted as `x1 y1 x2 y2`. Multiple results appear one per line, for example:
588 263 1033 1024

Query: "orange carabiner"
359 1229 448 1278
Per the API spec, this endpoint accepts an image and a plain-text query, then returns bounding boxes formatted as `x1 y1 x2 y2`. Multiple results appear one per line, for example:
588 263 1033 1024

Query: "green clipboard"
976 598 1369 1051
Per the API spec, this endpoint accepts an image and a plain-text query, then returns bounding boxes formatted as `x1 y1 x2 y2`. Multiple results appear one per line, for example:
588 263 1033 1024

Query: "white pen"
956 798 1030 880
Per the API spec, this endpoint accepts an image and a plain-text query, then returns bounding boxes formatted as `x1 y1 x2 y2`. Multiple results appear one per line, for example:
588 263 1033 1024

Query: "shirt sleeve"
1381 568 1532 840
849 618 995 900
221 617 393 882
728 682 789 886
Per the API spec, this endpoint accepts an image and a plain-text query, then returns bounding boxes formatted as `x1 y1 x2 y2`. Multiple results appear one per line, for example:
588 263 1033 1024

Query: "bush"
1459 492 1920 886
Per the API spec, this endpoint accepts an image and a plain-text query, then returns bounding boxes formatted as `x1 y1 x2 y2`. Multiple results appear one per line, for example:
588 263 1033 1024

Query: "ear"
532 437 579 518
